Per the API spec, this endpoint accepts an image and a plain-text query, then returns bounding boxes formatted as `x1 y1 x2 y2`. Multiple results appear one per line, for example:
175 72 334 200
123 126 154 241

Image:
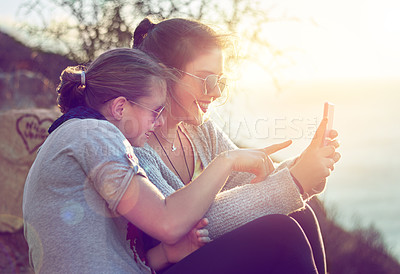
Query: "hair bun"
133 17 156 48
56 66 86 113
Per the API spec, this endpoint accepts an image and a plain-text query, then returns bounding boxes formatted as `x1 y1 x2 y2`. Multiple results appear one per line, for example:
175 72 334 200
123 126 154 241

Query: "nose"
207 85 222 100
154 114 165 128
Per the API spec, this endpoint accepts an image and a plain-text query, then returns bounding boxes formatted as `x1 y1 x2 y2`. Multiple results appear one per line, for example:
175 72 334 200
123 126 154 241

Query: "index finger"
329 129 338 139
311 118 328 147
261 140 292 155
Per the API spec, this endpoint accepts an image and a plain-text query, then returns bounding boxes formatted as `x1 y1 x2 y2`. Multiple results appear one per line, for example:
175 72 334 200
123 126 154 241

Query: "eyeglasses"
103 97 165 122
127 100 165 123
175 69 227 96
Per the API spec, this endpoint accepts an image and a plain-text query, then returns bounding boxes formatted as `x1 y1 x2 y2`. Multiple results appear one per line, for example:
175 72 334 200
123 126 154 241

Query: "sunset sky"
1 0 400 82
241 0 400 83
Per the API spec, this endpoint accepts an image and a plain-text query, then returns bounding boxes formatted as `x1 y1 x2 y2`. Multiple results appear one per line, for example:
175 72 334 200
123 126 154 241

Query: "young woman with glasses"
131 17 341 273
23 48 280 273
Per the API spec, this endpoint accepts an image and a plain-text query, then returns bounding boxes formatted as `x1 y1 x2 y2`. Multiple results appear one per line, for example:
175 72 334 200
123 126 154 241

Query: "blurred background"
1 0 399 273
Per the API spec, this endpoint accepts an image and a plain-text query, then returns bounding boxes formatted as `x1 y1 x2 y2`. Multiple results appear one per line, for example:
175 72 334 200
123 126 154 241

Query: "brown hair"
132 17 229 71
56 48 170 113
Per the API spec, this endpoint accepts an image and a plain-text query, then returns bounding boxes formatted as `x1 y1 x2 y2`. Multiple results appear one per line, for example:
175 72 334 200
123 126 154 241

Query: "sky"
249 0 400 81
1 0 400 82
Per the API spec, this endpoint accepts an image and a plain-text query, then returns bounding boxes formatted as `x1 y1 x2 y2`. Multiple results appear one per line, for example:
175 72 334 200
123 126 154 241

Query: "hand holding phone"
323 102 334 146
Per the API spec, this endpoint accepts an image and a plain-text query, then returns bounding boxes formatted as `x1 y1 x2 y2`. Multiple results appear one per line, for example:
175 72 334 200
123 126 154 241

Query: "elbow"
158 219 186 245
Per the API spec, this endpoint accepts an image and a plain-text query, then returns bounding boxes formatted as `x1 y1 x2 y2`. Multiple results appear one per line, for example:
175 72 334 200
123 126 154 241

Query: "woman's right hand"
290 118 341 195
161 218 211 264
223 140 293 184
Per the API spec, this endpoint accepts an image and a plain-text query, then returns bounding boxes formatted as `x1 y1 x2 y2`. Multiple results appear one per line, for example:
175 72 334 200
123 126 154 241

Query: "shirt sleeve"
70 119 147 212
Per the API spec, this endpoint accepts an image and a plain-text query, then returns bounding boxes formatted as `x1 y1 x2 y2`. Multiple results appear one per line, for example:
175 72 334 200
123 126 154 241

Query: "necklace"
154 127 191 183
158 129 177 152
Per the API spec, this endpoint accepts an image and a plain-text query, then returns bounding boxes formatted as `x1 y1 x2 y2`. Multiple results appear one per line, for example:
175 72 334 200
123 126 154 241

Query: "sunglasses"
127 100 165 123
175 69 227 96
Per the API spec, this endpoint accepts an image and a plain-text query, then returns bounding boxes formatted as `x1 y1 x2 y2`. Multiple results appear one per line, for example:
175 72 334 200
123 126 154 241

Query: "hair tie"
81 71 86 86
78 70 86 91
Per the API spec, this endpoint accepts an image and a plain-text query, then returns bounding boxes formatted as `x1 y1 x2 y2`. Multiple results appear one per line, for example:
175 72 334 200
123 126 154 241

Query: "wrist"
146 243 171 271
289 166 310 194
219 150 236 172
290 170 311 201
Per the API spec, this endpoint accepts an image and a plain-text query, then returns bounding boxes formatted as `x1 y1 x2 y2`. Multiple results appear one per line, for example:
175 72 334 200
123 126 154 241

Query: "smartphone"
323 102 334 146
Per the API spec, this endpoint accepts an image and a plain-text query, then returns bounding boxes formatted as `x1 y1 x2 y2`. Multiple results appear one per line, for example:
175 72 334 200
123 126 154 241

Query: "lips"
197 101 211 113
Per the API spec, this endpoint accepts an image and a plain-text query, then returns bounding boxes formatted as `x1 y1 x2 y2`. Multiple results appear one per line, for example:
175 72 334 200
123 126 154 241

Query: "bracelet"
302 192 310 201
290 173 304 195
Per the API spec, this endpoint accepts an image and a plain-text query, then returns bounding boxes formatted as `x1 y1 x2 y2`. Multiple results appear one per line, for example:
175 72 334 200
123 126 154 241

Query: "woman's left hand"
290 119 341 195
161 218 211 263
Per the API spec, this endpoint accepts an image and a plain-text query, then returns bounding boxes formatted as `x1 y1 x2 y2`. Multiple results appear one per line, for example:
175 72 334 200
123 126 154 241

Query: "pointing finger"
261 140 292 155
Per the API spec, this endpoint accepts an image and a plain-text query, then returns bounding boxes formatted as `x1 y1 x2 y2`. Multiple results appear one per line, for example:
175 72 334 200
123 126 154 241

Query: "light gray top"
134 119 305 240
23 119 152 274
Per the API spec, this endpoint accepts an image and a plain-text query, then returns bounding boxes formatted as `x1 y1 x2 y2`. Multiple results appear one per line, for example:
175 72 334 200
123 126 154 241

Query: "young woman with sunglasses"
23 48 280 273
131 18 341 273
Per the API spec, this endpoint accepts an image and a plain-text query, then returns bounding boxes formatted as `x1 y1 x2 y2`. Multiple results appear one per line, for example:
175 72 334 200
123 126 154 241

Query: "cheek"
174 81 200 105
122 117 152 139
172 90 199 114
122 119 139 138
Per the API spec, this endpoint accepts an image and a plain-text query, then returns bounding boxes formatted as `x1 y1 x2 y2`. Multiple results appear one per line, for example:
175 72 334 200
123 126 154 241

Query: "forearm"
146 244 170 272
118 152 234 245
162 152 233 240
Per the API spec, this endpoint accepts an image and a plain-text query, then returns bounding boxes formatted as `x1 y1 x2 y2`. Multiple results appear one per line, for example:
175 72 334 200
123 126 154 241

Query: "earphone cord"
177 126 191 179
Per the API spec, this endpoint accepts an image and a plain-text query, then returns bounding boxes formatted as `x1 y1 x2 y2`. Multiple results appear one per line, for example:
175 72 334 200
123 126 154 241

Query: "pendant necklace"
154 126 191 183
158 129 177 152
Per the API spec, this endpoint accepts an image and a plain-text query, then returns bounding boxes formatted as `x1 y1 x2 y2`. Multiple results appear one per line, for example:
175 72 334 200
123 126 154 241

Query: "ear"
109 96 127 121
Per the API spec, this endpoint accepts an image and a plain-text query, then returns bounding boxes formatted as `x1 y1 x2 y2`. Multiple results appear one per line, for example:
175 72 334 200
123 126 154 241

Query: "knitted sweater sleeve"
189 121 305 239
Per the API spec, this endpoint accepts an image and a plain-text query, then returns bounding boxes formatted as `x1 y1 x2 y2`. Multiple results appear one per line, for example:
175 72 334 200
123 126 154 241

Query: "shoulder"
185 119 234 147
47 119 131 161
54 118 125 143
183 119 222 140
68 118 123 136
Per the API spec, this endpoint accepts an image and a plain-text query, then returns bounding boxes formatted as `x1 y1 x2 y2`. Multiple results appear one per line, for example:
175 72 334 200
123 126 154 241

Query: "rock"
0 70 56 112
0 108 60 232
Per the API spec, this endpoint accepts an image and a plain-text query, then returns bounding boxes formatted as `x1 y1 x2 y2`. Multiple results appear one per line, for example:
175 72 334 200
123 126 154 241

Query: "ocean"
211 76 400 261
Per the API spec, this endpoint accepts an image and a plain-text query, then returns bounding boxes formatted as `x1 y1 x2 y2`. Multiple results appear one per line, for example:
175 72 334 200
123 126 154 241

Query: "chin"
185 114 204 126
129 138 145 147
186 107 206 126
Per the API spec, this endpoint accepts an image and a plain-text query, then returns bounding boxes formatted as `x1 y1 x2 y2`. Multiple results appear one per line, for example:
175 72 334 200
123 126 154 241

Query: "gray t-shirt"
23 119 152 273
